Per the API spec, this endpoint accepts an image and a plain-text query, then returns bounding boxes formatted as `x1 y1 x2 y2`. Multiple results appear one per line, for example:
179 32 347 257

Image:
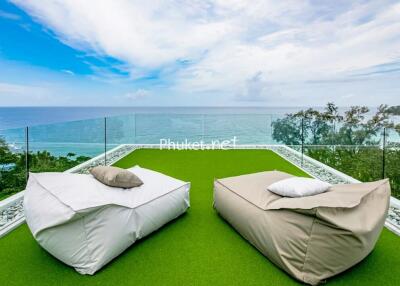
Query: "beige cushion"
90 166 143 188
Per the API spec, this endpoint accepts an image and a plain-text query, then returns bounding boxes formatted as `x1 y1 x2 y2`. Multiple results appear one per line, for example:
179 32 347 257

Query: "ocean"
0 106 396 157
0 106 306 130
0 106 302 157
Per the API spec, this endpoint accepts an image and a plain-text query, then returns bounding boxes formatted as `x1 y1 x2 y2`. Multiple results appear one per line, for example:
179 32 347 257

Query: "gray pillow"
90 166 143 188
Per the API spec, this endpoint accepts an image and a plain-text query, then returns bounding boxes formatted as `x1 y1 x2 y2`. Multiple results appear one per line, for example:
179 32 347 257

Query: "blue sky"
0 0 399 106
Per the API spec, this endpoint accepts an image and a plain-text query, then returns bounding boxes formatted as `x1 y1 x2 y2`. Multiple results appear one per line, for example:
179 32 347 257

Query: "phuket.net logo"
159 137 237 150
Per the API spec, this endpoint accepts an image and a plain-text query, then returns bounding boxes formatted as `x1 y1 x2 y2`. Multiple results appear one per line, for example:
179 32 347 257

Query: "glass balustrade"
0 113 399 200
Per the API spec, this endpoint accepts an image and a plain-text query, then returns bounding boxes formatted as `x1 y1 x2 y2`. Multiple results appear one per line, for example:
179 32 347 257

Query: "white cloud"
11 0 233 70
175 0 400 96
10 0 400 105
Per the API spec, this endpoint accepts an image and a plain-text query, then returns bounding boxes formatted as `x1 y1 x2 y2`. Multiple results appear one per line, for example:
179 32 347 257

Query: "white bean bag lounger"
24 166 190 274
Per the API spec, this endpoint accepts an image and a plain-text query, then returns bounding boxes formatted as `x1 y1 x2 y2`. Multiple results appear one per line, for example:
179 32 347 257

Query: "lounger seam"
300 212 317 284
80 212 98 273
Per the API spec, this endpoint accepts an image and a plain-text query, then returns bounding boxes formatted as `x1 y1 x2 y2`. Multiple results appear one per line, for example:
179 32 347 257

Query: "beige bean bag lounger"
213 171 390 285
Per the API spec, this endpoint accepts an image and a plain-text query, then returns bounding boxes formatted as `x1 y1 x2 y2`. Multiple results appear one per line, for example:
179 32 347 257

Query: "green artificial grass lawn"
1 149 399 286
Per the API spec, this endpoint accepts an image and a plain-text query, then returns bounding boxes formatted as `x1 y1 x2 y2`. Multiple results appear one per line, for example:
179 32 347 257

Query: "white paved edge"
0 216 25 238
1 143 399 237
65 144 130 173
391 196 400 208
270 148 321 180
0 191 24 210
277 145 361 183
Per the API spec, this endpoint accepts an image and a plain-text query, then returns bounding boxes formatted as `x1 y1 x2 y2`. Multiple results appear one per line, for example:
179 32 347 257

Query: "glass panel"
304 121 385 185
204 114 272 145
28 118 105 172
304 145 383 183
386 127 400 199
270 110 390 184
105 114 135 164
135 114 203 144
271 116 303 151
0 127 26 200
106 114 135 147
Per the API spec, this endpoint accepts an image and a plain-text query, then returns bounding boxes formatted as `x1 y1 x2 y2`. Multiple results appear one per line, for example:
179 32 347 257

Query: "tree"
271 115 302 145
272 103 399 146
388 105 400 115
271 103 400 198
0 138 18 164
0 138 91 199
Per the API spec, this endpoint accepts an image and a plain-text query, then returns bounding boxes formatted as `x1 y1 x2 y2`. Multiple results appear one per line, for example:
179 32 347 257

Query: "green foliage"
305 146 400 198
272 103 400 198
28 151 89 173
388 105 400 115
273 103 399 146
271 115 302 145
0 139 90 200
385 148 400 198
0 138 19 164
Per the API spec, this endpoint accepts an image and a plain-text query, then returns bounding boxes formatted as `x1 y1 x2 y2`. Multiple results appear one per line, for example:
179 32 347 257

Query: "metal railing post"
265 115 268 144
25 126 29 182
133 113 136 144
301 118 304 167
201 114 205 142
382 127 386 179
104 117 107 166
269 115 273 141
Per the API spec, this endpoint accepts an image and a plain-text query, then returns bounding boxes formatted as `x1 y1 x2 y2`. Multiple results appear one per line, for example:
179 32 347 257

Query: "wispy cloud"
61 69 74 76
350 61 400 77
0 9 21 20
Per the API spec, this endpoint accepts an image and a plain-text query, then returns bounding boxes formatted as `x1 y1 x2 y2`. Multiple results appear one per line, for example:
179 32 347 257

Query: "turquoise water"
0 106 303 130
0 108 291 157
0 112 282 157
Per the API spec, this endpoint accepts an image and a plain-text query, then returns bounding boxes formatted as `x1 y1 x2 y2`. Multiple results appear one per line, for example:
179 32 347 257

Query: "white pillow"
267 177 331 198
